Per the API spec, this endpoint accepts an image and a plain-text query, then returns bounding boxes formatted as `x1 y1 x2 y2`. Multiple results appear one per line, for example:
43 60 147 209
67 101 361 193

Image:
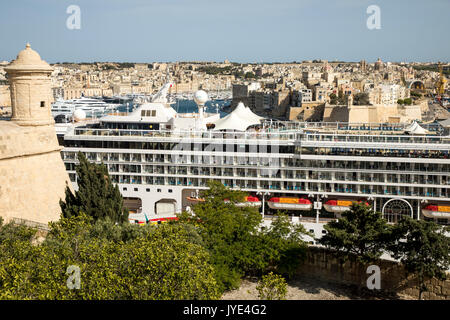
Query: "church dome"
5 43 52 72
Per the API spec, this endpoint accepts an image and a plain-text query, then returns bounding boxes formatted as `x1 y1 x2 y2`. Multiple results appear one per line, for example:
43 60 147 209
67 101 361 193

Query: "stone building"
0 44 72 225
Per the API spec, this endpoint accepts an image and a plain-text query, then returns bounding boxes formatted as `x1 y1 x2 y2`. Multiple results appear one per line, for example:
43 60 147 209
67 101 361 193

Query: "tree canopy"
388 218 450 300
60 152 128 224
319 203 393 263
0 214 220 300
178 181 308 291
353 92 371 105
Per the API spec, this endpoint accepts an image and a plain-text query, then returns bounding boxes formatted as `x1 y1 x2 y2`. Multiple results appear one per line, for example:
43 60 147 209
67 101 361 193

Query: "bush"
0 214 221 300
256 272 287 300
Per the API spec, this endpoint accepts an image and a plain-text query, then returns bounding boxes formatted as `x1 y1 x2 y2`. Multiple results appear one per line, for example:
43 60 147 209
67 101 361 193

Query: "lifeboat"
186 197 205 203
148 217 179 225
128 212 148 225
129 213 179 225
267 197 312 211
422 205 450 219
224 196 262 207
324 200 369 213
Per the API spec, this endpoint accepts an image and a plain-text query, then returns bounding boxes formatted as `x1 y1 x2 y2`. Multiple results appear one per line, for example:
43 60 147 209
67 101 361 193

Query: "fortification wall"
296 247 450 300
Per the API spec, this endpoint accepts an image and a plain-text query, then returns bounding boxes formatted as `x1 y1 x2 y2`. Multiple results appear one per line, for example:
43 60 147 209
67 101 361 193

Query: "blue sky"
0 0 449 63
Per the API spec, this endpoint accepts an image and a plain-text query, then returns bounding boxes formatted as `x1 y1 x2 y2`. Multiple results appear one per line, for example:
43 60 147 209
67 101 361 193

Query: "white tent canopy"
404 121 429 135
213 102 264 131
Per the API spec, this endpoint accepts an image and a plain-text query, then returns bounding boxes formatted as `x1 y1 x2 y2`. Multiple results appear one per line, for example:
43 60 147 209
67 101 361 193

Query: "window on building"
123 187 127 191
151 110 156 117
40 101 45 108
134 188 138 192
157 188 161 192
146 188 150 192
168 189 173 193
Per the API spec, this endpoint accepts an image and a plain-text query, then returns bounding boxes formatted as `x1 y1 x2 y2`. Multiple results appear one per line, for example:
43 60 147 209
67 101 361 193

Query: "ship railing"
302 133 450 145
72 128 299 141
262 121 443 133
70 127 450 146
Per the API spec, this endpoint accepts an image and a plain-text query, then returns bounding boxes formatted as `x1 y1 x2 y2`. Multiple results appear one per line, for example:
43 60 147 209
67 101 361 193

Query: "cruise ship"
58 87 450 239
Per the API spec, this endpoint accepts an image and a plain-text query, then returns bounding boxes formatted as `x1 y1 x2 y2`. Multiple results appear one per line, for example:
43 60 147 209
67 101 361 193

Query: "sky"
0 0 449 63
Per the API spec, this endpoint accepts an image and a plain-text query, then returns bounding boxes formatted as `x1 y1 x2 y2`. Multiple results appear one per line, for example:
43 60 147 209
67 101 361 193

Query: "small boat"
422 205 450 219
186 196 205 203
323 200 369 213
267 197 312 211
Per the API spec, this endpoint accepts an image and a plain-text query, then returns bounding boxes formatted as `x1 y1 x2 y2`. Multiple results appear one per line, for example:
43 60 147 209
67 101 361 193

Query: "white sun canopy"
213 102 264 131
404 121 429 135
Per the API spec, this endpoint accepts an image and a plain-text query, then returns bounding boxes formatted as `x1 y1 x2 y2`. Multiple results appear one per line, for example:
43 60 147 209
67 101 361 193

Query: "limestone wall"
0 149 70 225
323 105 349 122
296 247 450 300
0 85 10 107
288 103 325 121
0 124 71 225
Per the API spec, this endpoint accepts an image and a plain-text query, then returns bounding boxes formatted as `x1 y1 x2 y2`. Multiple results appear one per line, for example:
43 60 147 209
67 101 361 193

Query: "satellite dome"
194 90 208 105
73 109 86 122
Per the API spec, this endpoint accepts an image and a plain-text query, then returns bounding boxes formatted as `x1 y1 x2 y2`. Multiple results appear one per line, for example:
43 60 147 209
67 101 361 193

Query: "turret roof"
5 43 53 72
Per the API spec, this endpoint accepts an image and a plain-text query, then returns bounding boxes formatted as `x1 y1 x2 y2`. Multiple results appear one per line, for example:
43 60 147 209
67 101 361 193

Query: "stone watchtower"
0 44 72 225
6 43 54 126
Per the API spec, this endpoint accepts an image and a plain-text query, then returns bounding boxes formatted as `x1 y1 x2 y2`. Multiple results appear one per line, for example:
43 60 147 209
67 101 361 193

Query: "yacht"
51 96 118 118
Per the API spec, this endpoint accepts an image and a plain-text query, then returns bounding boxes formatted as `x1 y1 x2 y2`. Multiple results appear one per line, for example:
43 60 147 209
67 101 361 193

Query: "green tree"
256 272 288 300
403 98 412 105
178 181 263 291
60 152 128 224
329 93 338 104
178 181 308 291
0 214 221 300
245 72 256 79
353 92 371 105
397 99 404 105
388 218 450 300
337 90 348 105
319 203 393 263
260 213 308 278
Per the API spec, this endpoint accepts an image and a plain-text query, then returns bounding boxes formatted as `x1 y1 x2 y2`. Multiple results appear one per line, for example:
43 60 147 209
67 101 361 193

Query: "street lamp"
310 193 327 224
368 196 376 212
257 191 270 217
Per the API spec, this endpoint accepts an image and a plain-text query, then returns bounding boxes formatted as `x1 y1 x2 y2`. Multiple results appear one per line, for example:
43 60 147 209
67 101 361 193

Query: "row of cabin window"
141 110 157 117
